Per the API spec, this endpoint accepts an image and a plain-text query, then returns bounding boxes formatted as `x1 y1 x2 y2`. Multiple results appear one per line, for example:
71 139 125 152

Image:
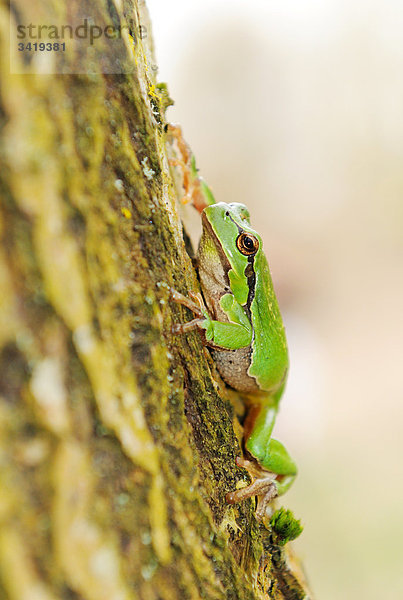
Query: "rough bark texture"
0 1 313 598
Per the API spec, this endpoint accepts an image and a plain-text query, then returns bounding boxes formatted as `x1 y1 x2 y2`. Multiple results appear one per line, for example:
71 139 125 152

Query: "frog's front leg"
170 288 206 333
170 288 253 350
227 400 297 520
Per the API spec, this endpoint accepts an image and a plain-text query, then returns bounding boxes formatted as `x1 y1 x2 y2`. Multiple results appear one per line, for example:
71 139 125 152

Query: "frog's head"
199 202 264 306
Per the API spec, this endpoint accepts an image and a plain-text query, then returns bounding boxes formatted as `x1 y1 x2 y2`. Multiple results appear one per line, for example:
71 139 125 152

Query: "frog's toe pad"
226 457 279 520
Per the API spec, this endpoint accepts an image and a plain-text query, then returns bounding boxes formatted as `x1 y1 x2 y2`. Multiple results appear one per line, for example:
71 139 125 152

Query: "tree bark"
0 1 313 598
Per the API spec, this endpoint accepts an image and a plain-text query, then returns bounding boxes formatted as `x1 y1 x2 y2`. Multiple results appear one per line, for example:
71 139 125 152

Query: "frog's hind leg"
166 124 192 165
166 124 211 213
226 400 297 520
226 457 279 520
170 288 207 334
170 288 205 316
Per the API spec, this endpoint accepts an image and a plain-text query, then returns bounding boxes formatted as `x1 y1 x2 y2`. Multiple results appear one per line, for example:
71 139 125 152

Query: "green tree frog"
168 126 297 520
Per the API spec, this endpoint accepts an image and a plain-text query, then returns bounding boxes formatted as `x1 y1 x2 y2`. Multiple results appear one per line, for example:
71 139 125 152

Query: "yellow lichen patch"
219 509 243 538
121 207 132 219
141 156 155 180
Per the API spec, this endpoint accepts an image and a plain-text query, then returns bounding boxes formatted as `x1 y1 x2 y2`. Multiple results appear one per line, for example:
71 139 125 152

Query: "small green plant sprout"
269 507 303 546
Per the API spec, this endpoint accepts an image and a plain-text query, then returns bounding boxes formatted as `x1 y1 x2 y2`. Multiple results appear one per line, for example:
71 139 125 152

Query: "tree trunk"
0 1 313 598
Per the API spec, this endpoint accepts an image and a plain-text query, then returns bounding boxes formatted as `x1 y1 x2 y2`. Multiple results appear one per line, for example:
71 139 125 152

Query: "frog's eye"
236 232 259 256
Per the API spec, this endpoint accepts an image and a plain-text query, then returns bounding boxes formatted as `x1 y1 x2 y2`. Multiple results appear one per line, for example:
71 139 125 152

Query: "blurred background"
146 1 403 598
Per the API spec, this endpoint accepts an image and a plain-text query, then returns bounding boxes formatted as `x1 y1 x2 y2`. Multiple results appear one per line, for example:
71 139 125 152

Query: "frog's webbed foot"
226 457 279 521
